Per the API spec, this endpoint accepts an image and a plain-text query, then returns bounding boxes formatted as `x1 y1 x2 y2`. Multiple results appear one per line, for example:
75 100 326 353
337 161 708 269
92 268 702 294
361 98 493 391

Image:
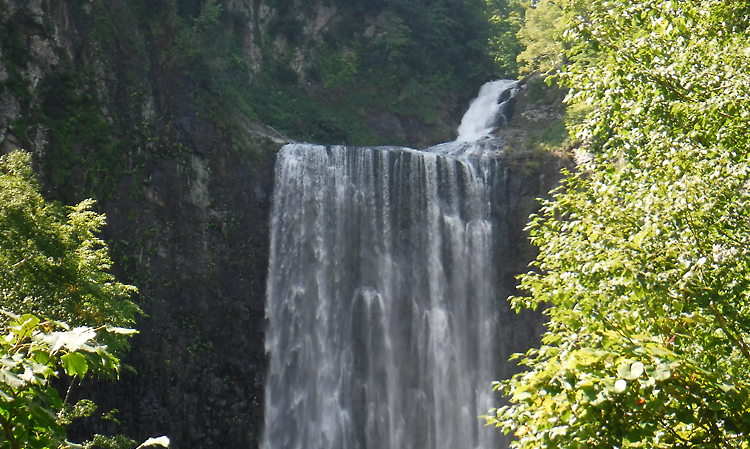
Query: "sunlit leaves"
138 436 171 448
0 311 133 449
491 1 750 447
516 0 565 74
0 151 141 359
61 353 89 377
0 151 144 448
617 361 644 381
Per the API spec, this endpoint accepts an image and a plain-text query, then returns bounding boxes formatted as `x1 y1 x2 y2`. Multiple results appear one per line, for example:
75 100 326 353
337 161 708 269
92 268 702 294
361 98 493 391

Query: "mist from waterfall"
262 80 519 449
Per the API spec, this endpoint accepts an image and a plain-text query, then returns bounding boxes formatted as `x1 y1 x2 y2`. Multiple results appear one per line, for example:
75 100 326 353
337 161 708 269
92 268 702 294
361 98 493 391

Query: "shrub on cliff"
489 1 750 447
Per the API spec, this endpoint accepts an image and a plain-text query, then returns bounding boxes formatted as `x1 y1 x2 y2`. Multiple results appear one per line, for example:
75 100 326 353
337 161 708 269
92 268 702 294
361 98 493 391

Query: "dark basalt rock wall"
75 145 275 448
1 1 279 446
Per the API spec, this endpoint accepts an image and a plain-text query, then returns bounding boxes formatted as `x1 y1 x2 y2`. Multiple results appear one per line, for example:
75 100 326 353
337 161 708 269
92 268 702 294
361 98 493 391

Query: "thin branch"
706 302 750 364
659 417 691 444
0 396 20 449
61 374 78 409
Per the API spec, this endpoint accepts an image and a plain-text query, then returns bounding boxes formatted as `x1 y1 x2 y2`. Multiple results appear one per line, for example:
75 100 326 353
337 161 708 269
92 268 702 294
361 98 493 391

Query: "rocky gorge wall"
0 0 572 447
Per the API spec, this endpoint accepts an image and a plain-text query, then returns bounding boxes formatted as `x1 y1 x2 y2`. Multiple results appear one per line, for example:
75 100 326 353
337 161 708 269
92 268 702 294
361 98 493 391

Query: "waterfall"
263 80 520 449
456 79 519 143
431 79 519 158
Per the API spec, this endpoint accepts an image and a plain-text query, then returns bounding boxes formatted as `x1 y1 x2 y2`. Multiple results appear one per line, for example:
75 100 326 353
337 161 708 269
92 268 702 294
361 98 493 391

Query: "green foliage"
0 311 117 449
38 67 123 200
304 0 525 131
0 18 33 111
245 84 381 146
0 310 168 449
515 0 597 75
192 0 222 31
312 44 358 89
355 0 507 94
0 151 167 449
526 77 558 105
0 151 141 347
516 0 565 74
489 1 750 447
534 118 567 148
486 0 525 77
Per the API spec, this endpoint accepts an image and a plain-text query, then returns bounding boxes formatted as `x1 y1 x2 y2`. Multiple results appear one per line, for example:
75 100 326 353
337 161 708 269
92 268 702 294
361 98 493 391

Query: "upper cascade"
430 79 519 158
457 79 519 142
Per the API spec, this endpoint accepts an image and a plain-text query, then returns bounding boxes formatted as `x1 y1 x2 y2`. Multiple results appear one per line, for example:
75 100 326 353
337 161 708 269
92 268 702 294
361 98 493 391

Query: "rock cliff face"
0 1 571 448
1 1 279 446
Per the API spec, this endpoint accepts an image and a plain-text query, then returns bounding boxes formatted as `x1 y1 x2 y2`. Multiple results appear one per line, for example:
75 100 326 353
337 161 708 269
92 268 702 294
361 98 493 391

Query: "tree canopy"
0 151 140 333
0 310 136 449
0 151 158 449
515 0 566 74
488 0 750 447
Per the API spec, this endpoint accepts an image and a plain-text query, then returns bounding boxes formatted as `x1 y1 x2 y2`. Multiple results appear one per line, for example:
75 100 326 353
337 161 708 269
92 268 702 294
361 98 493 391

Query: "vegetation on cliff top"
490 1 750 447
179 0 527 145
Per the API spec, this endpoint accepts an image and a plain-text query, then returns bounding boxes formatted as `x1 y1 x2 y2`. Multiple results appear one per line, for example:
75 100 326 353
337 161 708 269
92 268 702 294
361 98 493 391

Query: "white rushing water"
456 79 519 143
263 80 519 449
430 79 518 158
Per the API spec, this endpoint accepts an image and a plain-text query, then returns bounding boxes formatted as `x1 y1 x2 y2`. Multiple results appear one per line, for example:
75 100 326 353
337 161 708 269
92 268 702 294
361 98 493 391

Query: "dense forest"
2 0 750 447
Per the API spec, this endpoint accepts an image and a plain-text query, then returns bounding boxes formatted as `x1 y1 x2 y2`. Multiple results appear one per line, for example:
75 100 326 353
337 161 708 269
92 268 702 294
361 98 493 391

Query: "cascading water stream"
431 80 519 158
456 79 519 143
263 80 520 449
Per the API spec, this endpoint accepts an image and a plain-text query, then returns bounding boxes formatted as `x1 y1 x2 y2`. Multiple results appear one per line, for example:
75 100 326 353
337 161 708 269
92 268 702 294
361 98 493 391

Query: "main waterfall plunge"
263 80 525 449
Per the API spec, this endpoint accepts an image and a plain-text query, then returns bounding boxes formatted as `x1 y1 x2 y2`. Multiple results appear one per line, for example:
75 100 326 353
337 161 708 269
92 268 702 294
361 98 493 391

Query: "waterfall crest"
263 80 519 449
